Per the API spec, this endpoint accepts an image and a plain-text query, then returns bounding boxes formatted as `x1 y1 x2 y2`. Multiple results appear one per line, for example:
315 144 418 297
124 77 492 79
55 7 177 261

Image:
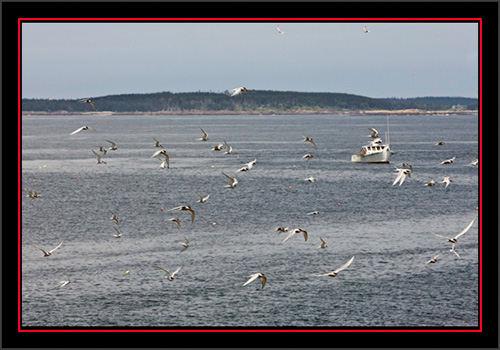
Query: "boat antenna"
386 115 390 146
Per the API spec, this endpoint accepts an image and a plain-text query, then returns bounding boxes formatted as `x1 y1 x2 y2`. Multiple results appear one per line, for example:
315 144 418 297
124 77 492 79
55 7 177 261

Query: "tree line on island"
22 90 478 113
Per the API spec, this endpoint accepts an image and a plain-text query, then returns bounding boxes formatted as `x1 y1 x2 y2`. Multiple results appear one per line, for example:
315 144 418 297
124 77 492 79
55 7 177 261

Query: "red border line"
18 17 482 333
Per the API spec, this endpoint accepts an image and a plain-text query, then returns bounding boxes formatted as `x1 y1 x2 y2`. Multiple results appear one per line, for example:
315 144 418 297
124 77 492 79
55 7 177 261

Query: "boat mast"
386 115 390 146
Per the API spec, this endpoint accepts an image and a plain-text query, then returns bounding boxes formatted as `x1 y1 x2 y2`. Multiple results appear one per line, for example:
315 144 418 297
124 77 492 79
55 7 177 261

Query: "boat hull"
351 148 394 163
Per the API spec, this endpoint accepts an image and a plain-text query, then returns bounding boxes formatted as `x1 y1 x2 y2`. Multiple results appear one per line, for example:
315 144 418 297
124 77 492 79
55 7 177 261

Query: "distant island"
21 90 478 115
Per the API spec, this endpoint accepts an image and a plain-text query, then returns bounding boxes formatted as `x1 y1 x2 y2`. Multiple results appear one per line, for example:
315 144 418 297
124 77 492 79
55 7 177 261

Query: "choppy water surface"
21 113 479 328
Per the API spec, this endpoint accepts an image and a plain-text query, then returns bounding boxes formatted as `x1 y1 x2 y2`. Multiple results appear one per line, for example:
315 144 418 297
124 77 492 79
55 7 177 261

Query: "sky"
21 21 479 100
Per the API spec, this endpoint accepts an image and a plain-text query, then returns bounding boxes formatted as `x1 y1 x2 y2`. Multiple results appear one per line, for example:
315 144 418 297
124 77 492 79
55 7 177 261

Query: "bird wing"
49 242 63 253
368 128 378 137
151 149 164 158
451 244 461 258
92 149 102 161
69 127 84 135
333 256 355 274
260 275 267 289
453 219 475 240
170 266 181 278
223 172 236 185
230 88 240 97
392 170 404 186
242 273 260 286
113 227 122 236
188 208 195 222
106 140 116 147
281 230 297 244
152 266 170 275
431 232 451 240
201 128 208 138
301 229 308 242
33 245 49 255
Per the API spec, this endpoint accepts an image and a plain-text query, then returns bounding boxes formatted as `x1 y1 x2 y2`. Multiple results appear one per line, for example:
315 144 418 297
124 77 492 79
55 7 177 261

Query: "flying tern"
179 237 190 253
281 228 308 244
318 237 328 249
439 156 456 165
441 176 453 188
167 206 195 223
106 139 118 151
242 273 267 289
168 218 181 230
198 128 209 141
153 137 164 148
302 154 314 162
229 87 248 97
276 25 286 35
23 189 41 200
33 242 63 257
302 136 317 150
79 99 95 110
222 172 238 188
392 168 411 186
92 149 107 164
152 266 182 281
425 255 439 264
69 126 96 135
314 256 355 277
113 227 122 238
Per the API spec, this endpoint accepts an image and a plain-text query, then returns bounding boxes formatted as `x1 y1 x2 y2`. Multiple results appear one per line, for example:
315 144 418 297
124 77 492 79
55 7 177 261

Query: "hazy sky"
21 21 479 99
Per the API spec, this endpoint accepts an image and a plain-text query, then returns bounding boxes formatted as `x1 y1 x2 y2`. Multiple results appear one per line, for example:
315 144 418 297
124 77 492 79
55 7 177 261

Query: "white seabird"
439 156 456 165
432 219 474 245
275 227 289 235
152 266 182 281
106 139 118 151
230 87 248 97
78 99 95 110
314 256 355 277
198 128 209 141
151 149 169 169
169 218 181 230
222 172 238 188
196 193 210 203
237 159 257 172
305 177 316 183
392 168 411 186
425 254 439 264
363 25 370 33
33 242 63 257
110 213 119 225
276 25 286 35
179 237 190 253
302 136 317 150
468 154 478 166
23 189 41 200
318 237 328 249
281 228 308 244
69 126 96 135
302 154 314 162
113 227 122 238
224 140 233 154
242 273 267 289
424 180 436 187
167 206 195 223
59 280 71 288
92 149 107 164
153 137 164 148
367 128 378 138
441 176 453 188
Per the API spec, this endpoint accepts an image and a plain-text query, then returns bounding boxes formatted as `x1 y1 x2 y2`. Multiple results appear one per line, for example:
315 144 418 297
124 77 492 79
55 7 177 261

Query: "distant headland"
21 90 478 116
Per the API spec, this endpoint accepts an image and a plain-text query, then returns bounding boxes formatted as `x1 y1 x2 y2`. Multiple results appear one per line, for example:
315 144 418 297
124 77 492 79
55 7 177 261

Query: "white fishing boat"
351 142 394 163
351 118 394 163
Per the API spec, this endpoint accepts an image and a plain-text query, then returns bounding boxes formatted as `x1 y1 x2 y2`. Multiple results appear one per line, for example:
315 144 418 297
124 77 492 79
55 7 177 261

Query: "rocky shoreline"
22 109 478 116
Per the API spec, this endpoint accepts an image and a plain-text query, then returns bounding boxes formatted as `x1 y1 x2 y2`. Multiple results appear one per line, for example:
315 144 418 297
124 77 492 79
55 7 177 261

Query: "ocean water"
20 113 479 328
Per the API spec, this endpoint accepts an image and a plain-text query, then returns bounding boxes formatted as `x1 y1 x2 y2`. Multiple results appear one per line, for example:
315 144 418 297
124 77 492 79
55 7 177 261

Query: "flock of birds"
22 23 477 293
23 116 478 291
